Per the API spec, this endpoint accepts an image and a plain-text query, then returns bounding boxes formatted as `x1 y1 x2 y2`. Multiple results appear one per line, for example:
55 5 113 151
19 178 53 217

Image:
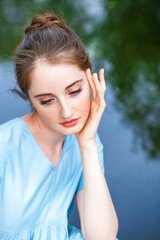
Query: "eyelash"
40 88 83 105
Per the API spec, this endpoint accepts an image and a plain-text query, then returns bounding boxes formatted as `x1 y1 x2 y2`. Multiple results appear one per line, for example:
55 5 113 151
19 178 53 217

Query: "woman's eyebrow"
65 79 83 90
34 79 83 98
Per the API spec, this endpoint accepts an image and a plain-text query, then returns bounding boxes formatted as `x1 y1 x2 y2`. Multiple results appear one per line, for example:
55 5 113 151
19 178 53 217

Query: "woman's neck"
20 110 66 152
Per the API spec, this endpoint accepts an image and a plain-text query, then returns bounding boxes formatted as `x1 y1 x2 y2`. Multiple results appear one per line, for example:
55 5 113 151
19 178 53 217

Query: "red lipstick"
60 118 79 127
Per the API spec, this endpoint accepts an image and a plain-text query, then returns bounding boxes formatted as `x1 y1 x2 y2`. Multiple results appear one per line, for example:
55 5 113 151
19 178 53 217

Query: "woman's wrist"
78 139 97 151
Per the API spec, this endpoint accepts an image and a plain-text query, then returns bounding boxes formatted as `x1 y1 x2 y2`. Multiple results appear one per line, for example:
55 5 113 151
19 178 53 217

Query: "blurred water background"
0 1 160 239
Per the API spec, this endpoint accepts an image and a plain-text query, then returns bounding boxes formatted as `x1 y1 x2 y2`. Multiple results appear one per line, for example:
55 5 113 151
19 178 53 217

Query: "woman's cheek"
37 106 58 124
79 89 91 115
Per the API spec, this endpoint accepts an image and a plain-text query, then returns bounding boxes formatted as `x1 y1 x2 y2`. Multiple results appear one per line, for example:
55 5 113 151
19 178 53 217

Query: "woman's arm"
75 68 118 240
78 141 118 240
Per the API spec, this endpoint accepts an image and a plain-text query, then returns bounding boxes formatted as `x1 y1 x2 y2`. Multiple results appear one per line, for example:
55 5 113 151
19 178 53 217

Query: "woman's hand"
75 68 106 148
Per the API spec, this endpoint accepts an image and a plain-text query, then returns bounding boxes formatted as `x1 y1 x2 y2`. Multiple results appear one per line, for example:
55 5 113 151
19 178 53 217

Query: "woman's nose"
60 100 73 119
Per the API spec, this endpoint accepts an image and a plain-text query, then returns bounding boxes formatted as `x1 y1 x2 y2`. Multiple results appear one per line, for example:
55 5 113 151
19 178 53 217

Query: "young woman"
0 12 118 240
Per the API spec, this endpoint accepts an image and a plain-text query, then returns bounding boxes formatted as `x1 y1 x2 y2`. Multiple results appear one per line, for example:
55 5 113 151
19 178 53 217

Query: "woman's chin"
61 120 86 136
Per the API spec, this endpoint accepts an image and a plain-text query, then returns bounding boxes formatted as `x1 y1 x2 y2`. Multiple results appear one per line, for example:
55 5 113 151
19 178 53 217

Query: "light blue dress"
0 118 106 239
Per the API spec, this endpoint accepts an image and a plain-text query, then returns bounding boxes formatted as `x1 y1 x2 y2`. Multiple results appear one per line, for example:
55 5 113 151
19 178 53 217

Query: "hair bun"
25 12 66 35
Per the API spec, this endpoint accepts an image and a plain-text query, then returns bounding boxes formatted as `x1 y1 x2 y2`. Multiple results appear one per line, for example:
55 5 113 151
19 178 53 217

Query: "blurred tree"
94 0 160 159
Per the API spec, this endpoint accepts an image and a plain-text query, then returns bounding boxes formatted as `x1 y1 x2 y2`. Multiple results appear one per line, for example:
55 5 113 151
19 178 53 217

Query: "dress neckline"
16 117 69 171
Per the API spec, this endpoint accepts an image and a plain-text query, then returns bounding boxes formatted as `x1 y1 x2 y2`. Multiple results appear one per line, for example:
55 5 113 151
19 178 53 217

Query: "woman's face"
28 62 91 137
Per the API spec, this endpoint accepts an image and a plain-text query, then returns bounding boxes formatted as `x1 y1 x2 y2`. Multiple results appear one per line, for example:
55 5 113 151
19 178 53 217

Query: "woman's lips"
60 118 79 127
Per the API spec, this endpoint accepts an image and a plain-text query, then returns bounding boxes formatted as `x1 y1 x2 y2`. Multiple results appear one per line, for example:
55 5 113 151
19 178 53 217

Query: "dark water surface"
0 0 160 239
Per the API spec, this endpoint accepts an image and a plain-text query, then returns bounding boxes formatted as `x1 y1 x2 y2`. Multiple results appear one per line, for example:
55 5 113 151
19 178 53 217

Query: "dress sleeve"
75 132 105 194
0 135 4 185
0 157 3 185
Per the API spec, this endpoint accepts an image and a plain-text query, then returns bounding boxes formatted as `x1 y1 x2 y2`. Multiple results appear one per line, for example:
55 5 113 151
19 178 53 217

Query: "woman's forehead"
32 62 84 81
29 62 86 94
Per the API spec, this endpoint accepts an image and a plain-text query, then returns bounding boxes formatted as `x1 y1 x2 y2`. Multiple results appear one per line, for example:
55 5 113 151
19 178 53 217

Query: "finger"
93 73 103 96
99 68 106 94
86 68 96 99
92 73 106 110
92 73 103 104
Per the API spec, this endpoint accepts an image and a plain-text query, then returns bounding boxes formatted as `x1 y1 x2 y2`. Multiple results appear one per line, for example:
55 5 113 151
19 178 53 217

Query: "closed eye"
40 99 54 105
69 88 83 95
40 88 83 105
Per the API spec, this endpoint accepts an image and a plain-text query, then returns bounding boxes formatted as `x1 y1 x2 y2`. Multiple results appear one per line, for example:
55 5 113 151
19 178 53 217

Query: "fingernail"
101 68 104 74
88 68 91 75
94 73 98 78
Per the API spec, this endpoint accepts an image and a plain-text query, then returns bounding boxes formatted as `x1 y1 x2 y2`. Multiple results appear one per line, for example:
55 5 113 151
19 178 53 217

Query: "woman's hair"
13 12 92 100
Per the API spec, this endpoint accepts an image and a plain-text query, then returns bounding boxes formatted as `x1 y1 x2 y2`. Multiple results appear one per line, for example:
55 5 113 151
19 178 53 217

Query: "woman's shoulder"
0 117 19 129
0 118 25 182
0 118 26 143
0 117 23 132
